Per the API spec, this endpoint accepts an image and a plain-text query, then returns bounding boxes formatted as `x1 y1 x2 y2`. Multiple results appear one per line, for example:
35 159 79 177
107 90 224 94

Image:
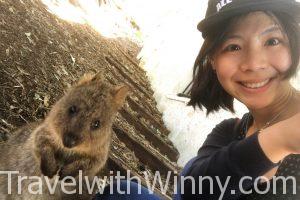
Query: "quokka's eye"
91 120 101 130
68 105 78 116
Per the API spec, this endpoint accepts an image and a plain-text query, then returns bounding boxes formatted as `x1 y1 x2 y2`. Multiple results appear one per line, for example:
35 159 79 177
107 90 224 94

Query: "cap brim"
198 1 300 38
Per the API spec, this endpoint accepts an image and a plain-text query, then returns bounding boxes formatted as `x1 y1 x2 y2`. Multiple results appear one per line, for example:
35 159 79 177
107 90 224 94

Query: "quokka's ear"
77 73 95 86
111 85 130 110
91 71 104 82
76 72 104 86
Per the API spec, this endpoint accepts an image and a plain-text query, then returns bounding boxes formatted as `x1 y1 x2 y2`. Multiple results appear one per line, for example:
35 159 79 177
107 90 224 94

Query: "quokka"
0 72 129 199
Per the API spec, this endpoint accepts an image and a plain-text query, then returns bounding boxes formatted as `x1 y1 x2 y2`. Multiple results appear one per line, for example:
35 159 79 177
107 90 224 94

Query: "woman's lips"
240 79 270 89
237 77 274 93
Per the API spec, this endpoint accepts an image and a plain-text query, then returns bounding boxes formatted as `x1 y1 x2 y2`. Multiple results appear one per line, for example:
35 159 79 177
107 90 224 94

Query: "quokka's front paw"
58 166 80 181
40 155 59 178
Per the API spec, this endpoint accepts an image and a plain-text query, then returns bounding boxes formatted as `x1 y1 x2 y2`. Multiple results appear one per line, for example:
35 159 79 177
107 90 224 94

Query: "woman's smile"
239 79 271 89
237 77 275 94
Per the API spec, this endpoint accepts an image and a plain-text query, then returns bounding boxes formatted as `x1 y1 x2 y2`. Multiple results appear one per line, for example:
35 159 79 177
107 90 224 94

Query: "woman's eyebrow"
260 25 281 36
225 25 282 41
224 34 242 40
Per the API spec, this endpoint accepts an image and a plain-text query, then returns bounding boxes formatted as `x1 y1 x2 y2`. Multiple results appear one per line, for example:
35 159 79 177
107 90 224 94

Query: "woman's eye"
265 38 280 46
68 105 78 116
223 44 241 52
91 120 101 130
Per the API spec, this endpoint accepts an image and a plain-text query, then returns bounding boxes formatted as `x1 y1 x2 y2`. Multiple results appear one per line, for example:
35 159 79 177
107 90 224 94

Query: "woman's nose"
239 48 267 72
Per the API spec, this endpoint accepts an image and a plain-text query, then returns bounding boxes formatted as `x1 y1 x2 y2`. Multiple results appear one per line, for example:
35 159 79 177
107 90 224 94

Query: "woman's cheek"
215 68 235 94
268 49 292 73
215 60 237 84
214 54 240 93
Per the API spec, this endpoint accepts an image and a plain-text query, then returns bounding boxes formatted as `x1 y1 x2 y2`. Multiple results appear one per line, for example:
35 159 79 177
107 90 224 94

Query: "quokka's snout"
63 132 82 148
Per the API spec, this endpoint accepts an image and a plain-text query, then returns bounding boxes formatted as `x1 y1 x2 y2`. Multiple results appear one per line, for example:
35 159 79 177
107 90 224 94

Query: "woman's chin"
243 101 272 111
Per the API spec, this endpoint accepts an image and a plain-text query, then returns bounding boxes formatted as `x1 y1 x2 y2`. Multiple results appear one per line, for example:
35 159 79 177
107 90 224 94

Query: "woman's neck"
249 86 300 131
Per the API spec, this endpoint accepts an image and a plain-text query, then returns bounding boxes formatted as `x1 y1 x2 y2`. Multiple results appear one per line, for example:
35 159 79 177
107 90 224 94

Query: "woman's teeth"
241 79 270 89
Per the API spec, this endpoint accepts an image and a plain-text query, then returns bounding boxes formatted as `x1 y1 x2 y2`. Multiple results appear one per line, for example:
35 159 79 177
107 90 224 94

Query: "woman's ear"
209 56 216 70
211 63 216 70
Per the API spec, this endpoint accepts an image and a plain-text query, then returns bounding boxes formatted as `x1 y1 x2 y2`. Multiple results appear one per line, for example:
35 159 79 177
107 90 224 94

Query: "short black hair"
188 11 300 115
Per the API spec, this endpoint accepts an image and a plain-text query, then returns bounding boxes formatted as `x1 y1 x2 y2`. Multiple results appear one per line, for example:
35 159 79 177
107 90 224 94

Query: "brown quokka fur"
0 72 129 199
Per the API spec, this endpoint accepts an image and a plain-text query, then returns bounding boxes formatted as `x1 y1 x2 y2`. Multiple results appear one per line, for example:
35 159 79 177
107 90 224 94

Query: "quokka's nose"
63 133 79 148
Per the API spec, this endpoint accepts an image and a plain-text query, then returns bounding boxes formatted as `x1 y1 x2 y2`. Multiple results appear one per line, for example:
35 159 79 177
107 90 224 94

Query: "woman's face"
212 11 292 110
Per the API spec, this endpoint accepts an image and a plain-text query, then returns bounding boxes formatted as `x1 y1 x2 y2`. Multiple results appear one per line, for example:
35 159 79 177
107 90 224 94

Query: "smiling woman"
183 0 300 199
212 12 292 112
